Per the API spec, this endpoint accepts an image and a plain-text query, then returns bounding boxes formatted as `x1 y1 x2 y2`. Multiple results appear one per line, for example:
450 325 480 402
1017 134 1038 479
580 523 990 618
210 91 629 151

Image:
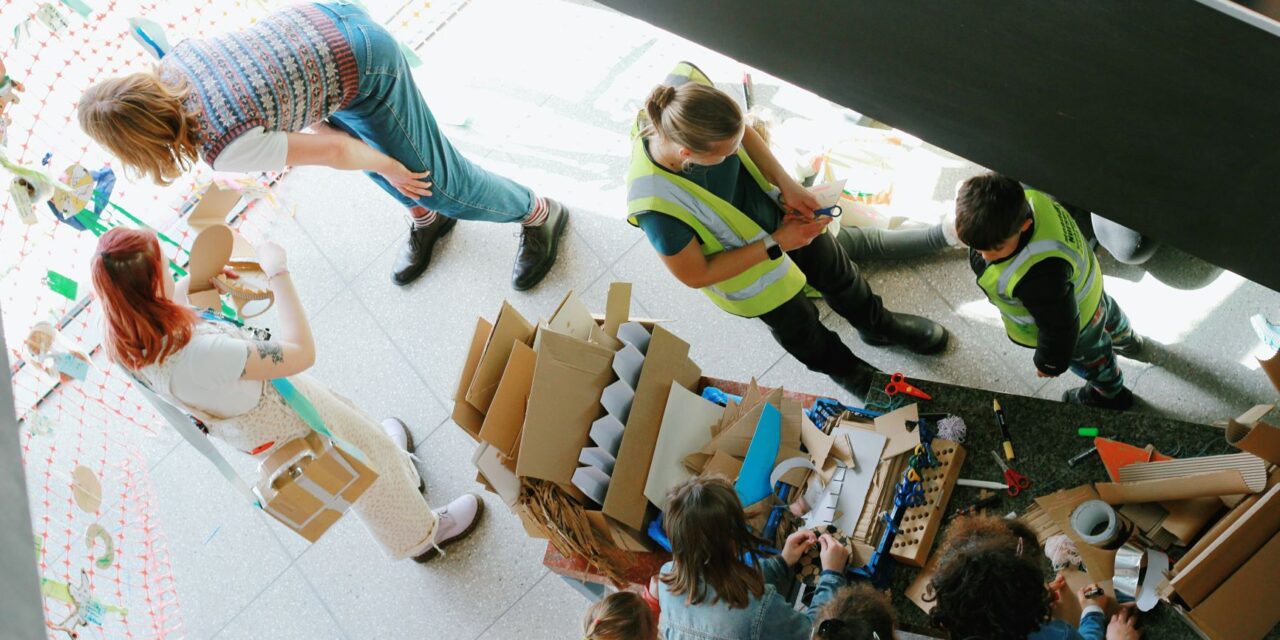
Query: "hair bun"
650 85 677 111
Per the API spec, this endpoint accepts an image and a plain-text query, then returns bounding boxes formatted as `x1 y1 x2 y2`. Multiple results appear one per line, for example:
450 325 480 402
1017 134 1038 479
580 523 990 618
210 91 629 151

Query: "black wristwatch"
762 235 783 260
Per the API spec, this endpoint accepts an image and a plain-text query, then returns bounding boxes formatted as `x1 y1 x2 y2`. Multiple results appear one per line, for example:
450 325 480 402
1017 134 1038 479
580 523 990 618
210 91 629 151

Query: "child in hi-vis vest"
955 173 1143 410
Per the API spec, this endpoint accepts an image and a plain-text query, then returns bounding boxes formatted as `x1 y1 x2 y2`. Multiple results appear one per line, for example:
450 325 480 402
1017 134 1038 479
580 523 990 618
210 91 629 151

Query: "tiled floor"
130 1 1280 638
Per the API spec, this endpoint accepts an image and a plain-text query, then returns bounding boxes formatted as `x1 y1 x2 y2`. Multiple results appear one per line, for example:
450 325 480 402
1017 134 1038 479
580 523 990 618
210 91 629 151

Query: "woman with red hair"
91 227 483 561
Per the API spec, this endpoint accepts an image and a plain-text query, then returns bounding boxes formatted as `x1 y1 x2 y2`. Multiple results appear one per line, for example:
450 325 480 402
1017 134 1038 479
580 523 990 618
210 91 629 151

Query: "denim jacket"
657 556 847 640
1028 608 1106 640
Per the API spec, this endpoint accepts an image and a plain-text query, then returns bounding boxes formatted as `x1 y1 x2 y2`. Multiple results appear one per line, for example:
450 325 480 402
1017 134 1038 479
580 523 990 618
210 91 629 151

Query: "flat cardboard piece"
1169 484 1280 607
1258 350 1280 395
1226 404 1280 465
1036 485 1118 583
645 385 723 510
186 224 235 312
873 403 921 460
1096 471 1258 504
1186 532 1280 640
473 443 520 506
605 325 701 531
547 291 596 341
452 317 493 438
516 330 615 487
466 302 535 414
604 282 632 338
477 341 537 457
187 184 254 257
816 426 885 532
704 449 743 480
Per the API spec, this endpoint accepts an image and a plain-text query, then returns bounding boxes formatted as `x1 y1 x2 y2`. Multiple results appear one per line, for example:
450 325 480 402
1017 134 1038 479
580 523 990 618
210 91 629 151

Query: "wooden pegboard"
852 438 966 567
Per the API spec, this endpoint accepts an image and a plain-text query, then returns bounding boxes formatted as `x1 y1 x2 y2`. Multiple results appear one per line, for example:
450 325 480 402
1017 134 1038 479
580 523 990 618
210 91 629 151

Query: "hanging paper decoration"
46 270 79 300
60 0 93 19
35 3 72 33
85 523 115 569
71 465 102 513
128 17 171 59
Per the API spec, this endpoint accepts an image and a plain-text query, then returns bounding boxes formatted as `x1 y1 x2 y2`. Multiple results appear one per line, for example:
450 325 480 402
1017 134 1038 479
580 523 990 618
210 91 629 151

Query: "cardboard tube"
1259 351 1280 395
1095 470 1257 504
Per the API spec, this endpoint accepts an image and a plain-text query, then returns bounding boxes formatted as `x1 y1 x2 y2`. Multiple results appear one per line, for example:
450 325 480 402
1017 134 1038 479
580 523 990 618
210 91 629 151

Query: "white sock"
409 206 439 229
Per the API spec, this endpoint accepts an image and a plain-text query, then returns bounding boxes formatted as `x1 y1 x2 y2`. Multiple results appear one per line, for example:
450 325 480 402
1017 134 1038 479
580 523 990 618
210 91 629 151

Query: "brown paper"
466 302 535 414
1169 484 1280 607
1226 404 1280 465
1258 351 1280 395
1096 470 1259 504
1186 533 1280 640
873 403 921 459
477 341 536 457
1035 486 1118 582
452 317 493 438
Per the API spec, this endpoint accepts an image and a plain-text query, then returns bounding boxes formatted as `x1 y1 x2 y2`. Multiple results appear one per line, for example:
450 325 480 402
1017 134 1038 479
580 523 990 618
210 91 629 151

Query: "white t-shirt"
168 332 264 418
212 126 289 173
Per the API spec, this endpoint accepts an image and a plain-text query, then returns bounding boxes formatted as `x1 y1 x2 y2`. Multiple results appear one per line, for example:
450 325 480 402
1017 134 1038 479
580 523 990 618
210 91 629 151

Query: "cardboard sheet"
817 426 886 532
1119 453 1268 491
1226 405 1280 465
473 443 520 506
477 341 536 457
1036 486 1118 582
547 291 596 341
452 317 494 438
1186 533 1280 640
1096 470 1259 504
873 403 921 460
1169 484 1280 607
644 385 724 510
466 302 534 414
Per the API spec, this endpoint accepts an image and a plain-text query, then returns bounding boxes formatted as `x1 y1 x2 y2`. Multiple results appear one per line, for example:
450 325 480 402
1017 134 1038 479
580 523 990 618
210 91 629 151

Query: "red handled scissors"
990 450 1031 497
884 372 932 400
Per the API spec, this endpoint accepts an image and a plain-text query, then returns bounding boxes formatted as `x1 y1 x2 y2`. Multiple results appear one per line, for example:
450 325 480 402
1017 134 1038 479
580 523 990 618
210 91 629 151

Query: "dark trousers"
757 231 889 379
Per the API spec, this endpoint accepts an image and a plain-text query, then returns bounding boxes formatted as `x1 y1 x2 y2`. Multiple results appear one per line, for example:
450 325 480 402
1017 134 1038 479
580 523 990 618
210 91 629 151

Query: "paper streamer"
85 523 115 569
1112 542 1169 612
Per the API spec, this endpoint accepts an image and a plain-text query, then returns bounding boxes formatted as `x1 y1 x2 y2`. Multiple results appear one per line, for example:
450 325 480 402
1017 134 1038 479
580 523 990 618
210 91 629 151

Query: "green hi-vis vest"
978 190 1104 347
624 61 807 318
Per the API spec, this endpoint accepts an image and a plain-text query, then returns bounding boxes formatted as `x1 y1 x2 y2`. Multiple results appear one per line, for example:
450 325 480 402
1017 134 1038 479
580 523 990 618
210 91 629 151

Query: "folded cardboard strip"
1226 404 1280 465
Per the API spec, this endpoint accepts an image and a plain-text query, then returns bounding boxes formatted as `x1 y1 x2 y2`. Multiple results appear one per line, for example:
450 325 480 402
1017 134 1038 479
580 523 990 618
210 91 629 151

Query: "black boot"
1062 386 1134 411
858 312 949 355
511 199 569 291
831 361 880 401
392 215 457 286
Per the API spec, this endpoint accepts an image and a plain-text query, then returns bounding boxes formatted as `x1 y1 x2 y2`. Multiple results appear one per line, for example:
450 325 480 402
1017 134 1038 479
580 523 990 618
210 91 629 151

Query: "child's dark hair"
939 513 1040 559
955 173 1030 250
813 583 896 640
660 476 765 609
583 591 654 640
925 537 1053 640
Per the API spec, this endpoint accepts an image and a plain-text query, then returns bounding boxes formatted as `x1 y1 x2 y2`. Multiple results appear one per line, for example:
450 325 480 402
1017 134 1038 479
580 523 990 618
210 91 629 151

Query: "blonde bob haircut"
78 71 201 186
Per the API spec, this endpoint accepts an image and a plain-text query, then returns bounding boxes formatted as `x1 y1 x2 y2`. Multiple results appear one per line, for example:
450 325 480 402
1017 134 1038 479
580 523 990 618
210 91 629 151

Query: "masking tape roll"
1070 499 1132 549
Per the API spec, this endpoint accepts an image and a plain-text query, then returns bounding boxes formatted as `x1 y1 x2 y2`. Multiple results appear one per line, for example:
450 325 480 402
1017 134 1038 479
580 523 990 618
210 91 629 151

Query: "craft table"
543 373 1254 639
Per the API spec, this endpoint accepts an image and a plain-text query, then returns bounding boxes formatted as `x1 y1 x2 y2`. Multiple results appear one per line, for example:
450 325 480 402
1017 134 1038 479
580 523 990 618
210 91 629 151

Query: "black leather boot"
858 312 949 355
511 199 569 291
831 361 880 401
392 215 457 286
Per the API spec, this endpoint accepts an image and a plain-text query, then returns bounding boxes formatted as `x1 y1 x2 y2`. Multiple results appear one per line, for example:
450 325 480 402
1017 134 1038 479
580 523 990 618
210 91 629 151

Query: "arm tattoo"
254 341 284 364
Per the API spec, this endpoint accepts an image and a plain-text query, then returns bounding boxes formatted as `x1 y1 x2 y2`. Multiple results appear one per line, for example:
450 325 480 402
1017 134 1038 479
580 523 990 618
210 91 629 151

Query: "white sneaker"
415 493 484 563
380 417 412 453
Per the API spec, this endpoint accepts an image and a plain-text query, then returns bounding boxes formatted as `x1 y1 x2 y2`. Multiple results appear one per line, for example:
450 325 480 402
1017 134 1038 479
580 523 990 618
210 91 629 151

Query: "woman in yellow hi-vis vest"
627 63 949 399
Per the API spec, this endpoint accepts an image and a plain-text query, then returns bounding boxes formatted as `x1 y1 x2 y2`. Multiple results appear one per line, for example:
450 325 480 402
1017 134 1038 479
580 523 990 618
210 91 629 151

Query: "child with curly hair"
655 475 850 639
925 515 1140 640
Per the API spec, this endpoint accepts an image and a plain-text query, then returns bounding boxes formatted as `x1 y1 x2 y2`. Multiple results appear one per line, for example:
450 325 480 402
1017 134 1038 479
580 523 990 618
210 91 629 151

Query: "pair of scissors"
884 372 932 400
990 451 1031 496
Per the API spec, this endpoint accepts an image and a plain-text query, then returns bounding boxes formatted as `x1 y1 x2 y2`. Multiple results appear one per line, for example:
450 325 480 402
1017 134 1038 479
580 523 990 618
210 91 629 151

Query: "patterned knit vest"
160 4 359 166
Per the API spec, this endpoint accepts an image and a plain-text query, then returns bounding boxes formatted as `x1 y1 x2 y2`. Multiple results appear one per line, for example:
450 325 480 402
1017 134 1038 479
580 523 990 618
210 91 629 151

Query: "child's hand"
1078 583 1108 609
780 529 817 567
818 534 850 572
1106 604 1141 640
1046 574 1067 612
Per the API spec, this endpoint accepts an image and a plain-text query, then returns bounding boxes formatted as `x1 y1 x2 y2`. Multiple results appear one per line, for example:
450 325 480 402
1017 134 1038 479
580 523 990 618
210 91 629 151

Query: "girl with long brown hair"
654 476 848 639
91 227 482 561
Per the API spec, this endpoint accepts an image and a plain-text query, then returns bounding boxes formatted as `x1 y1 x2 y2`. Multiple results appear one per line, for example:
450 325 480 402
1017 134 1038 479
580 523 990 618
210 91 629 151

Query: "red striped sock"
409 206 438 229
522 197 549 227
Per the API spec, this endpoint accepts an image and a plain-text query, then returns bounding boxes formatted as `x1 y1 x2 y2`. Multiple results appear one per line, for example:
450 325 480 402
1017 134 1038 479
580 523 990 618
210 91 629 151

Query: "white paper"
644 385 725 510
617 322 651 354
770 457 818 489
807 426 886 532
578 447 617 474
612 343 646 389
472 444 520 506
601 379 635 423
548 292 595 341
809 179 847 208
572 465 611 506
590 414 626 455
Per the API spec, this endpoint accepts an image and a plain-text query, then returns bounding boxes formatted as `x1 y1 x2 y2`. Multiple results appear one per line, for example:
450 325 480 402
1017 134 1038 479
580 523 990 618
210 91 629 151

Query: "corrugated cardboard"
1035 485 1118 582
1186 533 1280 640
516 329 615 491
1168 484 1280 607
466 302 535 414
477 341 536 458
1096 471 1258 504
604 324 701 532
1226 405 1280 465
1119 453 1269 491
452 317 493 439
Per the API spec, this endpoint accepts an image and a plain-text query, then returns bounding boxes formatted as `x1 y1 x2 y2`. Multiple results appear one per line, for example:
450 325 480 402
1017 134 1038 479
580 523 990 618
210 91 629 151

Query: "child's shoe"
415 493 484 563
1062 386 1134 411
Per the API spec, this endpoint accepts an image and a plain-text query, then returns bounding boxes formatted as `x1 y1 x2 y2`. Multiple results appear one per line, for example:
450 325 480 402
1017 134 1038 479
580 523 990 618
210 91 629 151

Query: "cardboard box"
466 302 535 414
452 317 493 439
